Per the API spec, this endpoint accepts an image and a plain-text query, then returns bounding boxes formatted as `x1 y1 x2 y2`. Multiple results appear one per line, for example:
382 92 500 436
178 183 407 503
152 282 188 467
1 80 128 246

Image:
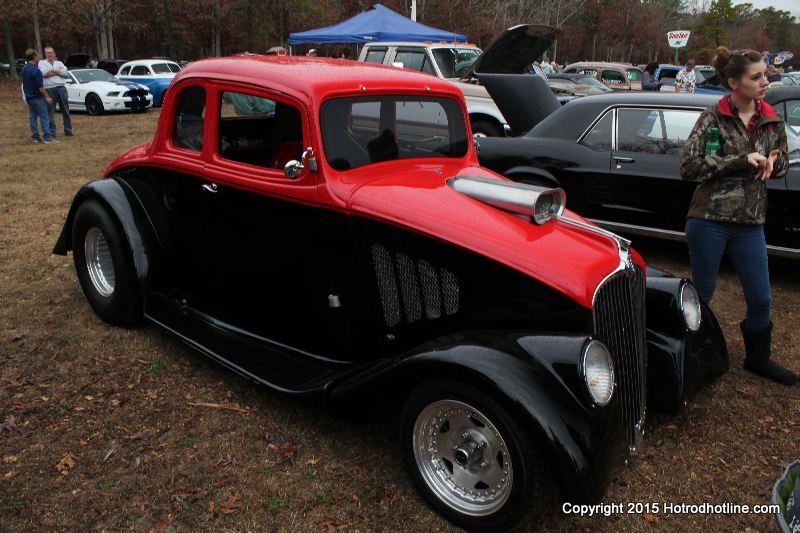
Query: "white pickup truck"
357 25 556 137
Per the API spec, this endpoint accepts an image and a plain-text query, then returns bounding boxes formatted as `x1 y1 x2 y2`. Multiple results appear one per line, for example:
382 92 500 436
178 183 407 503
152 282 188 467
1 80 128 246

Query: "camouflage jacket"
680 97 788 225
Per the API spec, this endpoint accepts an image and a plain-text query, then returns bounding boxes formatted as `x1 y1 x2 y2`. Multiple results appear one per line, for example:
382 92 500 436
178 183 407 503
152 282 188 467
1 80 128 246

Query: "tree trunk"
161 0 176 58
591 32 597 61
32 0 42 54
2 15 17 80
106 3 114 60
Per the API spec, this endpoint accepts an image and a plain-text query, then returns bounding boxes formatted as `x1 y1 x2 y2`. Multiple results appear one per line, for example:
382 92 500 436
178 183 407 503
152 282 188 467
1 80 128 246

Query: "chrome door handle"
613 156 635 163
202 183 218 193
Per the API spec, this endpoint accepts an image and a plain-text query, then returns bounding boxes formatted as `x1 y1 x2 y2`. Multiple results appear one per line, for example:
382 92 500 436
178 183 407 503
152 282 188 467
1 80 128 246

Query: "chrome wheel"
84 227 115 297
413 399 513 516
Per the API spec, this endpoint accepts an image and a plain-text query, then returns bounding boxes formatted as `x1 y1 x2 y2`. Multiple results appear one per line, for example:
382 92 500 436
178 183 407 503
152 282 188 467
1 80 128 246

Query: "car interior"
320 96 468 171
218 92 303 170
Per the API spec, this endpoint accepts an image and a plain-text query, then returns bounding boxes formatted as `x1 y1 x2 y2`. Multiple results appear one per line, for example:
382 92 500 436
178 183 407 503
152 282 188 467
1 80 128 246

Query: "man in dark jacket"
21 49 57 144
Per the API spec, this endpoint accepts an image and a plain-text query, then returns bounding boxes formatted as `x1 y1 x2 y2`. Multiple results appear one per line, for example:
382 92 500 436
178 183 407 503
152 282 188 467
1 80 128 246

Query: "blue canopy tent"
288 4 467 46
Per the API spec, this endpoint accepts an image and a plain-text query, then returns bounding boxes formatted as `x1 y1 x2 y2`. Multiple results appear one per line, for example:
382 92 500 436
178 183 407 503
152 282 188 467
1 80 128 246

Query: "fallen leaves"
55 452 77 474
220 495 241 514
0 415 16 432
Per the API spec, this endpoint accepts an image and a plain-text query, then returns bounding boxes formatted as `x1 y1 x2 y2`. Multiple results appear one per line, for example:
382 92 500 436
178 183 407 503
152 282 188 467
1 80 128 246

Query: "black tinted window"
582 112 612 150
131 65 149 75
365 48 387 64
173 86 206 152
394 50 435 75
320 96 468 171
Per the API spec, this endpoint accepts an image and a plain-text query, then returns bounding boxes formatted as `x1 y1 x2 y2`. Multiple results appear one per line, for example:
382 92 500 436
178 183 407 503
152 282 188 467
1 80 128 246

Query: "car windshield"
152 62 180 74
320 95 468 171
431 48 482 78
575 76 612 91
695 68 714 83
72 69 118 83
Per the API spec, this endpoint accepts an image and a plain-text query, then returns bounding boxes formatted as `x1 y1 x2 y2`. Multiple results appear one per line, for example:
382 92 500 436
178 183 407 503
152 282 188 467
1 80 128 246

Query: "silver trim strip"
589 219 800 258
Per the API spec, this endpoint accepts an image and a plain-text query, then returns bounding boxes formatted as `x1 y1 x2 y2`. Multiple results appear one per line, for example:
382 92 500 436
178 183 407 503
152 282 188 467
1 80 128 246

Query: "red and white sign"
667 30 691 48
777 50 793 60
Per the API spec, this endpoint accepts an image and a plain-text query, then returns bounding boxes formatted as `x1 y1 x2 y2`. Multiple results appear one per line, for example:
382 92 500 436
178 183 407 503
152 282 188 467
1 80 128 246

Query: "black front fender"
645 274 729 414
329 331 627 503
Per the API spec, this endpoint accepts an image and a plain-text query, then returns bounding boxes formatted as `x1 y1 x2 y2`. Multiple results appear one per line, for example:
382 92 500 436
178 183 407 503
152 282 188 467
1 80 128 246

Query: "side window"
578 68 597 77
131 65 149 75
394 50 433 75
617 108 700 155
173 86 206 152
119 66 130 76
601 70 626 85
218 90 302 169
627 69 642 82
365 48 387 64
581 112 612 150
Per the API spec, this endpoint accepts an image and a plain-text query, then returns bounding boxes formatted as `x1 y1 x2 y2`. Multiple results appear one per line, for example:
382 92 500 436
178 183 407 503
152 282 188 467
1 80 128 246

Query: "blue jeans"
27 97 51 141
685 218 771 332
46 86 72 135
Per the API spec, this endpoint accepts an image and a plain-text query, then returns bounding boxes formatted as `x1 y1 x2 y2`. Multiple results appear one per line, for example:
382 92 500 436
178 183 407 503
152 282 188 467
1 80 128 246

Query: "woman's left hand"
755 150 779 181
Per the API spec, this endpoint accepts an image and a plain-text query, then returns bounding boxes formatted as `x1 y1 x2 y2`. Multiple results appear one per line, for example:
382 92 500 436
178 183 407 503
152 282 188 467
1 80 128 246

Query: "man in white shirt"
39 46 73 137
674 58 696 93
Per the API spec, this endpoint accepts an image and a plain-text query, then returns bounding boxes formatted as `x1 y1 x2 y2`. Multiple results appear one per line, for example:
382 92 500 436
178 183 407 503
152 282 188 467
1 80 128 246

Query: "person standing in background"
21 49 56 144
39 46 73 137
642 62 663 91
680 46 796 385
675 59 696 93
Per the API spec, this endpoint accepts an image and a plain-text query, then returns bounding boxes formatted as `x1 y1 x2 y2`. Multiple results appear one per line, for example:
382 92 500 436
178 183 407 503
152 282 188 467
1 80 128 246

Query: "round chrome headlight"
680 281 702 332
582 340 614 407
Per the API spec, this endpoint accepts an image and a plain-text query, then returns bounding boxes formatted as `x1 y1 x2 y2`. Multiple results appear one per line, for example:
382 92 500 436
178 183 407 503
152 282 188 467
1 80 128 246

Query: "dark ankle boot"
740 321 798 385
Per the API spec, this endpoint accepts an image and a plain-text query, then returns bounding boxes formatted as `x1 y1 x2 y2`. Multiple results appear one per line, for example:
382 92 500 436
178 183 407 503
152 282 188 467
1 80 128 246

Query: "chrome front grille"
593 266 647 451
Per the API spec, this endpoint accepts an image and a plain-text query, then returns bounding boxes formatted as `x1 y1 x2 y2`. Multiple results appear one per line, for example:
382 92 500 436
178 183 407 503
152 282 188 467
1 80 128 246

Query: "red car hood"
332 162 634 309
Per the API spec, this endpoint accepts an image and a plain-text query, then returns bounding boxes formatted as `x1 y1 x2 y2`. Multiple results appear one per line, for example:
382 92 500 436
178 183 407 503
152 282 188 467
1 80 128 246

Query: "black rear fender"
53 175 160 304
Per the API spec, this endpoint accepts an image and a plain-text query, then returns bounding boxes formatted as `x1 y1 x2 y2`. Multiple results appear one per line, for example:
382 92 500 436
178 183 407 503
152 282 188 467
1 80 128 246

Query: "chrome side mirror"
284 147 316 180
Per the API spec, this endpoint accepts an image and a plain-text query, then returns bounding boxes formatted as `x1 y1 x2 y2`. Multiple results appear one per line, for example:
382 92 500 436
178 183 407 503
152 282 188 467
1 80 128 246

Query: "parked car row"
58 68 152 115
475 73 800 258
53 55 730 531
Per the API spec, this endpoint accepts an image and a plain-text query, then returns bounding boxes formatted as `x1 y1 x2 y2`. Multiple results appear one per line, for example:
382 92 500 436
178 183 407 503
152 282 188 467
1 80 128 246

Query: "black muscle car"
476 75 800 258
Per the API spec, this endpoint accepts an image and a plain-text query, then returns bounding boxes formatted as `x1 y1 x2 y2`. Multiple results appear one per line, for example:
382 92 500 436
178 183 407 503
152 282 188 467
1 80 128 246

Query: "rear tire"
86 94 104 116
470 119 503 138
401 381 549 531
72 200 141 326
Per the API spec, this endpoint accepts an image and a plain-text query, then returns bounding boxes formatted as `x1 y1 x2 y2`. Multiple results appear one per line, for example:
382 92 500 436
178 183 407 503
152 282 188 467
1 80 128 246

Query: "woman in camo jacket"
680 46 797 385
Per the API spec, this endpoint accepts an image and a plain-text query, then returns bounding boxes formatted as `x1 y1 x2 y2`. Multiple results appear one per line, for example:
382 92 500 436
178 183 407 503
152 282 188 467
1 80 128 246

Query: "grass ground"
0 79 798 531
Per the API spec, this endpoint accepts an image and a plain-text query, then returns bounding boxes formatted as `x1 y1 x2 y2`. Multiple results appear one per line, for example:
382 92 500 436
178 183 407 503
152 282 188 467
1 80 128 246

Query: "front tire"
86 94 104 116
72 200 141 326
401 381 549 530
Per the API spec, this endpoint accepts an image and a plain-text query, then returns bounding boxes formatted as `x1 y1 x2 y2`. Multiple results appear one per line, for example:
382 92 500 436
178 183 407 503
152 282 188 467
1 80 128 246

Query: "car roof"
173 56 464 104
566 62 640 70
529 92 719 140
121 59 180 67
363 41 479 49
764 85 800 104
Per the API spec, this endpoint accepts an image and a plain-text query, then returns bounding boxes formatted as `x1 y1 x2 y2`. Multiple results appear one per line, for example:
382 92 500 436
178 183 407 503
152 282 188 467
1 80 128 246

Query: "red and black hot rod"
54 56 727 530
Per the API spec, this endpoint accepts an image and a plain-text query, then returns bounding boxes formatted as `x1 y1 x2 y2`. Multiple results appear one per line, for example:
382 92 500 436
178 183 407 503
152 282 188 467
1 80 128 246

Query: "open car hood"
461 24 558 80
65 53 90 69
478 73 561 135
